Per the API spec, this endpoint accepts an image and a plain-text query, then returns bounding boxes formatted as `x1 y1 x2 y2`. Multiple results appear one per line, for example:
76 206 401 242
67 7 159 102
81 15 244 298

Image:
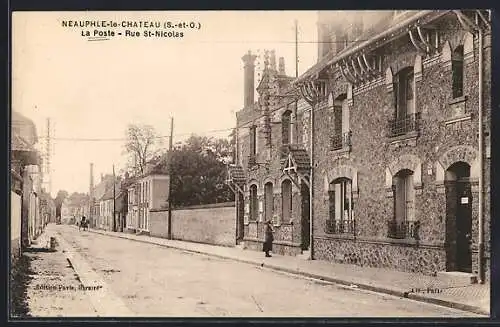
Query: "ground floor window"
326 178 354 234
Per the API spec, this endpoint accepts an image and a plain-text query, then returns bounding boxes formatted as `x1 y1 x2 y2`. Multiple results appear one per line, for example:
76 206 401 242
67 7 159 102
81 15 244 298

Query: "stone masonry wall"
172 203 236 247
312 13 490 277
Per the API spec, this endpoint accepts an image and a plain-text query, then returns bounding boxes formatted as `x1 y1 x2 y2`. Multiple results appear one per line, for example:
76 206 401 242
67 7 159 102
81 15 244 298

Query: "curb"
82 227 489 316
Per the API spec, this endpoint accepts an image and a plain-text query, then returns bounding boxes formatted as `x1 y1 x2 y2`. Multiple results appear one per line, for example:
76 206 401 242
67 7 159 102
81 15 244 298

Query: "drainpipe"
478 29 484 284
309 102 315 260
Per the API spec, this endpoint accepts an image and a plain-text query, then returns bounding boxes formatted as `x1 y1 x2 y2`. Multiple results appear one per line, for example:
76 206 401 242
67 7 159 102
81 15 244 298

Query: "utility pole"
113 164 116 232
167 117 174 239
295 19 299 78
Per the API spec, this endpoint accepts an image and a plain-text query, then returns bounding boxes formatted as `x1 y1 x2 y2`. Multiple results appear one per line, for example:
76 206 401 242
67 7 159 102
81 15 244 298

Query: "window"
264 182 274 223
393 170 415 222
249 184 258 221
452 46 464 99
249 126 257 164
388 169 418 239
394 67 415 118
327 178 353 233
282 110 292 146
389 67 419 137
331 94 350 150
281 180 292 223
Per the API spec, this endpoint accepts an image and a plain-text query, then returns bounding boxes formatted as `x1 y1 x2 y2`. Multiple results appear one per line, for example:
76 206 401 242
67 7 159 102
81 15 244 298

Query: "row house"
11 111 44 257
126 163 169 234
230 10 491 282
89 174 115 228
100 187 115 231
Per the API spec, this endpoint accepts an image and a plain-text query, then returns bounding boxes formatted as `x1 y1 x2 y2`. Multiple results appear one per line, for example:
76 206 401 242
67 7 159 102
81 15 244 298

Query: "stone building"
230 49 313 256
232 10 491 282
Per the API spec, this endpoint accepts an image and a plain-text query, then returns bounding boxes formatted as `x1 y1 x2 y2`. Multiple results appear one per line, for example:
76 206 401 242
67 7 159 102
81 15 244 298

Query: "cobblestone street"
19 225 480 317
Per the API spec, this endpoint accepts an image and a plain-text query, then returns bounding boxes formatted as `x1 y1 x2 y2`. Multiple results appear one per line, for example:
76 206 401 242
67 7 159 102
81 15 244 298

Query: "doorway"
237 192 244 242
300 179 310 251
445 162 472 273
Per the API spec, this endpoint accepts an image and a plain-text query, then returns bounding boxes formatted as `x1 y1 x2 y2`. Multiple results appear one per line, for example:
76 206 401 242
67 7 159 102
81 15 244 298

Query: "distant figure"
79 216 88 231
263 220 274 257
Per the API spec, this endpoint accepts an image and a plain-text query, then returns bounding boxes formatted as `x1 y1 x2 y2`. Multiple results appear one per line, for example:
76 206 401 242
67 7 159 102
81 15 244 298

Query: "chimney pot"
279 57 285 75
242 50 258 108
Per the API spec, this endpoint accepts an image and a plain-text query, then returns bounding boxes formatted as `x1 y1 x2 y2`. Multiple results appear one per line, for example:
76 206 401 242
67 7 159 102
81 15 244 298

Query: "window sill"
387 131 418 148
322 232 355 240
444 113 472 125
449 95 468 105
329 146 351 159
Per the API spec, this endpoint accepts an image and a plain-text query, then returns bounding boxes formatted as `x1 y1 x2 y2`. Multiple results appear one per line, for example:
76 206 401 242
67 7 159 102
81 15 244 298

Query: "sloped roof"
282 146 311 172
295 10 442 84
12 133 36 152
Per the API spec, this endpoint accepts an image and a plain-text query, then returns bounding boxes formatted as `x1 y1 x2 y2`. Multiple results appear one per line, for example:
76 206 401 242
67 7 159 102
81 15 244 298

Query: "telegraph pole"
167 117 174 239
295 19 299 78
113 164 116 232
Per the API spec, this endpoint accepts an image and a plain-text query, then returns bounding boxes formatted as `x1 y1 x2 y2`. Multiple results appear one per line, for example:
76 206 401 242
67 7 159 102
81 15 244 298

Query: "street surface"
46 225 479 317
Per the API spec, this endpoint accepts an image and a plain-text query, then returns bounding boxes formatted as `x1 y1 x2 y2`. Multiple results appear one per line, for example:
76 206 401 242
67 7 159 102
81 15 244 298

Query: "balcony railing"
330 131 352 151
325 219 355 234
387 112 421 137
387 220 420 240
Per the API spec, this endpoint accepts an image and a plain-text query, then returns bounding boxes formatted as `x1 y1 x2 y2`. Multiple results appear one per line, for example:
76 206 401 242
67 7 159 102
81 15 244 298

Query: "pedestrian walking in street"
263 219 274 257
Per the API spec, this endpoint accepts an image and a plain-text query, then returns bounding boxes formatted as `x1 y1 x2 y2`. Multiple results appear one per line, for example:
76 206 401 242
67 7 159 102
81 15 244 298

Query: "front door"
301 182 310 251
456 180 472 273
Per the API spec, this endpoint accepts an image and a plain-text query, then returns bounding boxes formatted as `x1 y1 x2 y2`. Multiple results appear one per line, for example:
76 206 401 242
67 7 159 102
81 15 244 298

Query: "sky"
12 11 318 197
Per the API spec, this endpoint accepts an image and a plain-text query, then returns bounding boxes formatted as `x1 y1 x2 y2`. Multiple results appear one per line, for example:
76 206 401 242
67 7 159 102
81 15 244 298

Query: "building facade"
126 168 169 234
232 10 491 281
11 111 43 253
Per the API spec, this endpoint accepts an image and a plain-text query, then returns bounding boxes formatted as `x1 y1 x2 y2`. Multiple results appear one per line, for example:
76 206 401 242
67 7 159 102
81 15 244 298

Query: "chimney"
242 50 258 108
270 50 276 71
278 57 285 75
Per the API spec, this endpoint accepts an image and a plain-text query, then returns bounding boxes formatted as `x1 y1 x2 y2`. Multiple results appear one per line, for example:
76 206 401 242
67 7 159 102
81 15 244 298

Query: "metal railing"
330 131 352 151
325 219 355 234
387 220 420 240
387 112 421 137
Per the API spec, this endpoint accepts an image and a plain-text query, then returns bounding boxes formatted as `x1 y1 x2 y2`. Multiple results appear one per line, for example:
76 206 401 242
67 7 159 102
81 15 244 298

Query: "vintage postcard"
9 9 491 318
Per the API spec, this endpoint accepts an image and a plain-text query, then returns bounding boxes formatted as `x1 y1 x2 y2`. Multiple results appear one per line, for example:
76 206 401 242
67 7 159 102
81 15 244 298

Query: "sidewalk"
23 230 98 317
82 226 490 316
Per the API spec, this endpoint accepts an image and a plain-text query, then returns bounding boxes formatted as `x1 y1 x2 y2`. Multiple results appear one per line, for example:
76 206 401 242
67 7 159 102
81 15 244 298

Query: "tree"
54 190 68 218
156 134 235 207
123 124 163 176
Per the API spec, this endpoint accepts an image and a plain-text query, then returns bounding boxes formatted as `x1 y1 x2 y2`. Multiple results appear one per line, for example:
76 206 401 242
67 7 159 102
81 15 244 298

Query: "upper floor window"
394 67 415 118
330 94 351 151
452 45 464 99
282 110 292 146
249 125 257 163
388 67 420 137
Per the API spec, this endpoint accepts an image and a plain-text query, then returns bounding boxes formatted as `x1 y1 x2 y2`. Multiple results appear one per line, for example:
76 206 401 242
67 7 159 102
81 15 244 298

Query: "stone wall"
11 191 22 264
149 203 236 247
310 13 490 277
149 209 169 239
314 237 446 276
172 202 236 247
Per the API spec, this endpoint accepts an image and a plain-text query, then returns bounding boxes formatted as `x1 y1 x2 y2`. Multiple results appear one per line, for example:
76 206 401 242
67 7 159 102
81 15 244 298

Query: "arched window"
264 182 274 223
249 184 258 221
281 180 292 223
389 169 416 239
452 45 464 99
282 110 292 146
328 177 353 233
